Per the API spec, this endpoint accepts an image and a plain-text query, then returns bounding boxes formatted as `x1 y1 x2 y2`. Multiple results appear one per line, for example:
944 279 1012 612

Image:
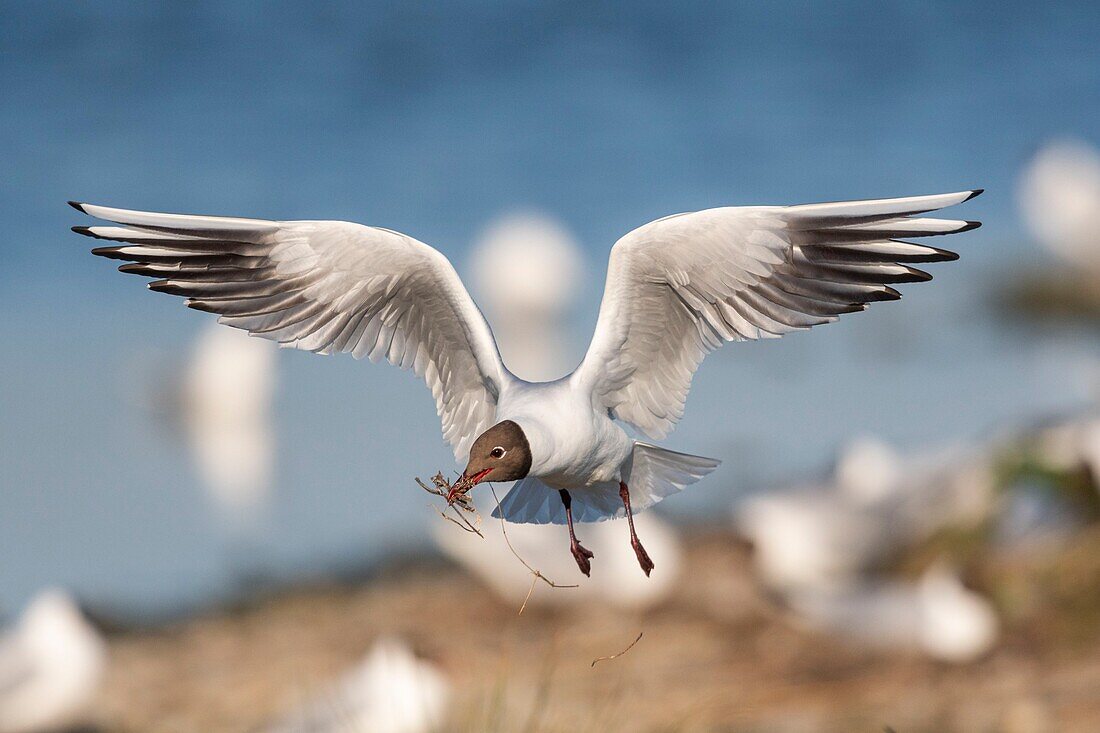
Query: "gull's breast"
498 380 632 488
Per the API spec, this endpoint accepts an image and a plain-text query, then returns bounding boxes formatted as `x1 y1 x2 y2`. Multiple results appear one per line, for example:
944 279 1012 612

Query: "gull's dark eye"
490 446 506 459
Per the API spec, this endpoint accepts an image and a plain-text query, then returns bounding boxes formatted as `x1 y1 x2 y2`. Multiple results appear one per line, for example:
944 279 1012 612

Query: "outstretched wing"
571 190 982 440
71 202 512 460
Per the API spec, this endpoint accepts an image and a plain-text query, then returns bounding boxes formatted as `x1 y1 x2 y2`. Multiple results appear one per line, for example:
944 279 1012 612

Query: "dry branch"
415 472 483 537
591 632 644 668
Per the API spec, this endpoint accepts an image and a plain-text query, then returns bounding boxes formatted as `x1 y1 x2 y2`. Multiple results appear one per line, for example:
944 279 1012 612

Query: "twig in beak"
448 468 492 504
416 473 483 536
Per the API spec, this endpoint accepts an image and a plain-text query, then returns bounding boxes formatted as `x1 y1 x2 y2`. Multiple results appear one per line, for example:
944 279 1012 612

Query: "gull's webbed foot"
570 539 595 577
631 538 654 577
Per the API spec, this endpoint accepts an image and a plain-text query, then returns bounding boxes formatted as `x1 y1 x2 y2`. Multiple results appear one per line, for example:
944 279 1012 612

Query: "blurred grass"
89 520 1100 732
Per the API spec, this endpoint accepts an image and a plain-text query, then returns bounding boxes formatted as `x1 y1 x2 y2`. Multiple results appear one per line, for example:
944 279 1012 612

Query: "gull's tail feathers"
627 442 721 509
491 443 719 525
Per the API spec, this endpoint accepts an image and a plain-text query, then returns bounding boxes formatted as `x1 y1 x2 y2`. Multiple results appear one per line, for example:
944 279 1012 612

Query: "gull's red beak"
446 467 493 503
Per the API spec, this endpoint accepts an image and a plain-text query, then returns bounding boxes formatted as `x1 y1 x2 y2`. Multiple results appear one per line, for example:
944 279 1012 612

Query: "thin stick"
488 484 580 603
591 632 644 668
431 505 484 537
517 574 539 616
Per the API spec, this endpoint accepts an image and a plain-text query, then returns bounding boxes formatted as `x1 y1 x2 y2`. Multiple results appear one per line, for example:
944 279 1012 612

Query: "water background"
2 1 1100 616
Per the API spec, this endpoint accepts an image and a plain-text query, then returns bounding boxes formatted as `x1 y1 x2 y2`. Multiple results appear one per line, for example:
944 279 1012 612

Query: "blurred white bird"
1030 413 1100 484
734 436 994 593
736 436 1001 662
1019 138 1100 270
0 590 107 733
787 564 999 664
470 212 583 382
833 435 902 503
839 436 995 537
267 637 450 733
183 322 277 527
733 487 892 593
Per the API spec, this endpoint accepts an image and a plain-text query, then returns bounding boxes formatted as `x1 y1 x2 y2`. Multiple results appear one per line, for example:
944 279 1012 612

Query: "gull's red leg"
619 481 654 576
559 489 594 577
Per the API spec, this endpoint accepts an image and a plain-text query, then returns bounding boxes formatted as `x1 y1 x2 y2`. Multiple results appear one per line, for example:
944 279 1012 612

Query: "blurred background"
3 1 1100 731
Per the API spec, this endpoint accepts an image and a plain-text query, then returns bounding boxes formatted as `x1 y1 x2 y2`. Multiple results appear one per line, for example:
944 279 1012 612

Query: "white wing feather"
572 190 982 440
72 202 512 460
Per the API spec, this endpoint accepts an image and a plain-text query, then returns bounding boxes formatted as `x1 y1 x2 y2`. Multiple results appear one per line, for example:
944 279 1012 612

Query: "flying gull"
70 189 981 576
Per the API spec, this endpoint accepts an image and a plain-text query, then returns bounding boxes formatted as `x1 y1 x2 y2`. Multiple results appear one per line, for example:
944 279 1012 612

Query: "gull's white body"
497 378 632 488
73 189 981 523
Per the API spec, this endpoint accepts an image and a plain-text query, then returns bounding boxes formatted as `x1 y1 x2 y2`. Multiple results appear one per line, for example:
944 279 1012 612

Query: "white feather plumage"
74 190 979 522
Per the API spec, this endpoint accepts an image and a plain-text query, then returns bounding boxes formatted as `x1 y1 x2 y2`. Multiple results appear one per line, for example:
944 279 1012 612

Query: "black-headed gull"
71 189 981 576
446 212 685 604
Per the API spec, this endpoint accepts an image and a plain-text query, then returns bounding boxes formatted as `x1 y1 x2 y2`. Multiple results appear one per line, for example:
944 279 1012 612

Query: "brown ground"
92 529 1100 733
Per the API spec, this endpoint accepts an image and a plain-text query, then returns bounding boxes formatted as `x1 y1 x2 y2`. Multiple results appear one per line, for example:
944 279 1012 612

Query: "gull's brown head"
449 420 532 500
